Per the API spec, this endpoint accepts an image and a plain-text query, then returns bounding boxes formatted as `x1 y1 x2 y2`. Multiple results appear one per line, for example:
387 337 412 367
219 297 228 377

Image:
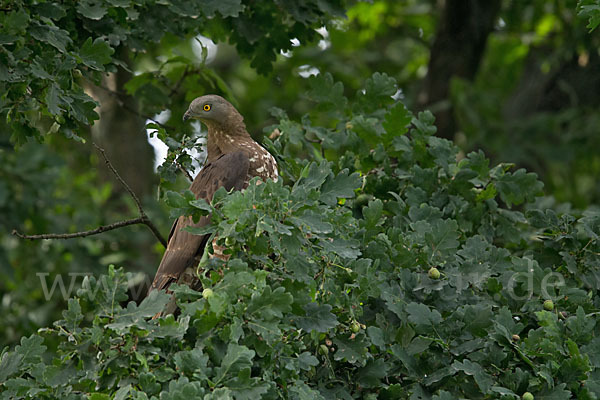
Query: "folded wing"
150 151 250 294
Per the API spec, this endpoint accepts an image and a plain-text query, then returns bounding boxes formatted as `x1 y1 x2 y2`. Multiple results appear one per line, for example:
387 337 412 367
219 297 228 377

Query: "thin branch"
94 143 144 215
94 142 167 247
12 218 146 240
169 66 190 97
141 215 168 248
176 160 194 182
95 84 175 130
12 144 168 248
120 101 175 130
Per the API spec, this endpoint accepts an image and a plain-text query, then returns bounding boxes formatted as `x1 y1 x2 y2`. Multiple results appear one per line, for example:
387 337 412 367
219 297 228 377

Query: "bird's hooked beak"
183 109 192 121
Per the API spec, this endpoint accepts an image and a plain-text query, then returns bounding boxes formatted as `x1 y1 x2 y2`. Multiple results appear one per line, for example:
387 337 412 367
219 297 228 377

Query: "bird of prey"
149 95 278 314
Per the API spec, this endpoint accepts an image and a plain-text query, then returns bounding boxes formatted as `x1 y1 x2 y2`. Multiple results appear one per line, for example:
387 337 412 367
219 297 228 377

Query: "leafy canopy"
3 74 600 399
0 0 345 144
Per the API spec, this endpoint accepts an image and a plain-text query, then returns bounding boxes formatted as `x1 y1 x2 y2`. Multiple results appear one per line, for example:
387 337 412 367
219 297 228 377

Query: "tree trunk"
418 0 501 140
88 65 156 198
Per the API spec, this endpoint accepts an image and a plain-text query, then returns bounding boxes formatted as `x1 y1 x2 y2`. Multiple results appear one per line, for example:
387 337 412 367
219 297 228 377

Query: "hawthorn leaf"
359 72 397 110
537 383 571 400
289 380 325 400
383 102 412 138
114 385 131 400
79 38 114 70
106 290 170 330
425 219 460 258
333 334 368 364
297 352 319 371
290 210 333 234
29 24 72 53
320 169 361 205
214 344 255 383
496 168 543 207
0 352 22 382
452 359 493 393
77 0 108 19
357 358 390 388
296 303 338 332
307 72 347 110
406 302 442 326
202 0 244 18
45 84 63 115
174 348 209 376
246 286 293 320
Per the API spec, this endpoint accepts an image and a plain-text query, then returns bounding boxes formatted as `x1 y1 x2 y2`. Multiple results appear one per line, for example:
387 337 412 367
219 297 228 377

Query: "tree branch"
176 160 194 182
12 144 168 248
12 218 146 240
169 66 190 97
94 143 144 215
95 84 175 130
121 101 175 131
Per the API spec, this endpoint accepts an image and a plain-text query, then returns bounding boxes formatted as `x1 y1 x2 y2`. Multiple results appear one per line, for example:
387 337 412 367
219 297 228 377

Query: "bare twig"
12 144 168 248
176 162 194 182
95 84 175 130
94 143 144 215
169 66 190 97
94 143 167 247
12 218 146 240
120 101 175 130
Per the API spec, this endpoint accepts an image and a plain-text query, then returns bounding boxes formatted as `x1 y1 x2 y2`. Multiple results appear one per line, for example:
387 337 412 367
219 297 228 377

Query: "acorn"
428 267 441 280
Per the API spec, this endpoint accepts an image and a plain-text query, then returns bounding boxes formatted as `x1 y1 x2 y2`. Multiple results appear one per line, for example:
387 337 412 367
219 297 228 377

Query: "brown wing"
150 151 249 293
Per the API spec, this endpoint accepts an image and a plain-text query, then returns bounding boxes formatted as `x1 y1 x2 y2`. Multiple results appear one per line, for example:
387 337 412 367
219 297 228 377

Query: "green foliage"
1 0 346 145
4 80 600 398
3 1 600 398
578 0 600 31
0 0 350 350
0 137 170 348
449 1 600 208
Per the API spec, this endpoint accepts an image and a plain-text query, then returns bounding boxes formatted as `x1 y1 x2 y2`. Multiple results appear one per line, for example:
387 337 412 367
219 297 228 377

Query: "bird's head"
183 95 242 127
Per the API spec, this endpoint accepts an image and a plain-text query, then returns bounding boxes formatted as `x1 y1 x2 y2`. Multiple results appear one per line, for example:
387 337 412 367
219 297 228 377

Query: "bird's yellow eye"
203 104 211 111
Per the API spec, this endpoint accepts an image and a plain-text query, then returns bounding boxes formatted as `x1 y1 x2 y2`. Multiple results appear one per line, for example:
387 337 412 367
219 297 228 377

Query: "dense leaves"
3 1 600 398
0 0 346 144
3 80 600 398
578 0 600 31
0 0 350 349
